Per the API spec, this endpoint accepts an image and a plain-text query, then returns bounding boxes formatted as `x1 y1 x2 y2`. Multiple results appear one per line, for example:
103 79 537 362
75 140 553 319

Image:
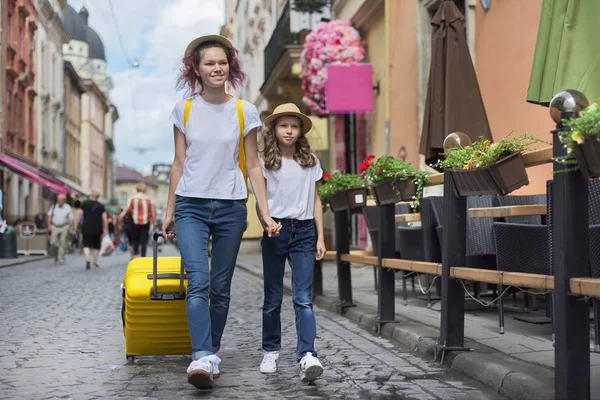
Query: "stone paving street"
0 244 506 400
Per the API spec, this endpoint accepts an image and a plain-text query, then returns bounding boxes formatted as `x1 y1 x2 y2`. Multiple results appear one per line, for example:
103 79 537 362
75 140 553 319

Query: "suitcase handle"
151 231 185 300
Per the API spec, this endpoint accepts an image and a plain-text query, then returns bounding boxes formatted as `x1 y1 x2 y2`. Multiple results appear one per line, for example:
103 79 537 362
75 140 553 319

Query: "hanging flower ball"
300 20 366 116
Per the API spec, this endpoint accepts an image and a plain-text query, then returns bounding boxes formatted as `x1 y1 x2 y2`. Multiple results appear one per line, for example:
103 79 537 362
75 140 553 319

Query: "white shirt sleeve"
243 101 262 136
169 100 186 134
313 158 323 181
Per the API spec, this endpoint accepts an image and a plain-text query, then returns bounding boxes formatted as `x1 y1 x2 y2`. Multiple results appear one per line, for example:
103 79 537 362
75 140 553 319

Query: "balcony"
263 2 298 82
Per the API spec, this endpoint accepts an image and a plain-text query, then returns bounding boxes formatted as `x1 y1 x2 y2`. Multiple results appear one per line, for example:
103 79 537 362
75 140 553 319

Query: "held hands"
262 215 282 237
315 239 326 260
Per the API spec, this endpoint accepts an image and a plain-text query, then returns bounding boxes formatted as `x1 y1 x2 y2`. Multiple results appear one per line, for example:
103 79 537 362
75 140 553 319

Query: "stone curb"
0 256 51 269
236 260 555 400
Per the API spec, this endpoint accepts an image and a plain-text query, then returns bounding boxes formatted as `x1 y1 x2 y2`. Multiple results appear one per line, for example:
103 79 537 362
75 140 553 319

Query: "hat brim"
264 112 313 135
184 35 233 57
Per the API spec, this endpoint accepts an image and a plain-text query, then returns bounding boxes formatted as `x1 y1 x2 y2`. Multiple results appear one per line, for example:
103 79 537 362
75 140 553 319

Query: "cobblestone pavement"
0 245 506 400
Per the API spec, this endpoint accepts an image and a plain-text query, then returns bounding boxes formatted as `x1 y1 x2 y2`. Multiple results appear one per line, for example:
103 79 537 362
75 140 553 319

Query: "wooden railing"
322 141 595 398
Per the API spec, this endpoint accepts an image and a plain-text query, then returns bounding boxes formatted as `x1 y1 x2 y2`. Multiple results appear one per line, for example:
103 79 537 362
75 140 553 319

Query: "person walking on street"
80 191 108 269
47 194 75 265
161 34 280 390
257 104 326 382
119 183 154 258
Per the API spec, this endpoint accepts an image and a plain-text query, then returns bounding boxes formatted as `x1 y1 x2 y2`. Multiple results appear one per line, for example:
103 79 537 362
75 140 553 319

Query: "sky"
67 0 226 175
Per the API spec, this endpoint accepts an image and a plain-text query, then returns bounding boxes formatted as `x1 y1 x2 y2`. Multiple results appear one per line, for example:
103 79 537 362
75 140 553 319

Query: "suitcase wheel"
126 355 135 362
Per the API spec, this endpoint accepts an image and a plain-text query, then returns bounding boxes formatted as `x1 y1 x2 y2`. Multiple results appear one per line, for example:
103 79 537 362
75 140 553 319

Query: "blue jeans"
175 195 247 360
262 218 317 361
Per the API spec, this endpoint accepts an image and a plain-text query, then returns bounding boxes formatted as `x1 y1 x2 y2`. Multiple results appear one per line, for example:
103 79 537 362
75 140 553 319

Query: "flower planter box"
373 177 416 206
575 137 600 179
449 152 529 197
328 188 368 212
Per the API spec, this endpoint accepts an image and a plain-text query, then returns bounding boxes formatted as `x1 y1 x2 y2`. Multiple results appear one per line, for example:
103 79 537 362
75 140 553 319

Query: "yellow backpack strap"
237 99 249 201
183 98 192 127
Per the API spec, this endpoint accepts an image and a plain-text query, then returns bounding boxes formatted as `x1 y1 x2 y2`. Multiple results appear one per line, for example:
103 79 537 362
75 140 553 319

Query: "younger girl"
258 103 326 382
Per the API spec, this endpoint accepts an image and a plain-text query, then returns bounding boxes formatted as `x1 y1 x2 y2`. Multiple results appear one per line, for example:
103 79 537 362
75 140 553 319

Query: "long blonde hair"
261 118 317 171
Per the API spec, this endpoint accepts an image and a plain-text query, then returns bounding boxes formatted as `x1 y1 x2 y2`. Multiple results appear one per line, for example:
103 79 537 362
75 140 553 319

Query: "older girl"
162 34 280 390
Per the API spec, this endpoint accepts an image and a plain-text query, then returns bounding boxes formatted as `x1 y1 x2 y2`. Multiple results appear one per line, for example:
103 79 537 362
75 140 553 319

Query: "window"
6 91 12 133
7 12 12 44
17 94 23 135
120 192 128 205
28 101 34 141
52 55 56 95
40 42 45 89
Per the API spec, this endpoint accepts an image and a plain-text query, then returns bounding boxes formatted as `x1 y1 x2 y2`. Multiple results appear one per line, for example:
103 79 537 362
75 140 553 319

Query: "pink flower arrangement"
300 20 366 116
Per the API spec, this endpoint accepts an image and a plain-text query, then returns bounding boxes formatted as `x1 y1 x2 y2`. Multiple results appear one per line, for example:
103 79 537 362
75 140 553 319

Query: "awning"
46 172 87 196
0 153 69 194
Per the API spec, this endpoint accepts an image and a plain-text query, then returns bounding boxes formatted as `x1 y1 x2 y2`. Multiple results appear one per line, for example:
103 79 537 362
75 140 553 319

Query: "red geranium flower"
322 173 331 181
367 154 375 160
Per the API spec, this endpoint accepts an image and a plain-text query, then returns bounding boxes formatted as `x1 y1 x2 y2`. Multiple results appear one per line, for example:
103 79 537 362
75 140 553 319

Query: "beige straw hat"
184 35 233 57
263 103 313 135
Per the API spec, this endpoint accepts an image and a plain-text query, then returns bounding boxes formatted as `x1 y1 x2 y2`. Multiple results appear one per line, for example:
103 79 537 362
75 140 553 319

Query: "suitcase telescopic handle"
150 231 185 300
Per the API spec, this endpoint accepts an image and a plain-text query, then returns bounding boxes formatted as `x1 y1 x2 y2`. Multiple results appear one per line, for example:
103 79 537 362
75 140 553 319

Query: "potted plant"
318 172 367 212
317 172 333 207
361 154 431 209
558 100 600 179
433 132 544 197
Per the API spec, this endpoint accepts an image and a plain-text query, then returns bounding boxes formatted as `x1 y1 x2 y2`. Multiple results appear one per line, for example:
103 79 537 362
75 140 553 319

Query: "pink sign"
325 64 374 114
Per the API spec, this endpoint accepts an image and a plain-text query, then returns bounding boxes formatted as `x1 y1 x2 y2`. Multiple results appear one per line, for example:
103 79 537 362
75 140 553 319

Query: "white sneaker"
259 351 280 374
187 355 221 389
299 352 323 383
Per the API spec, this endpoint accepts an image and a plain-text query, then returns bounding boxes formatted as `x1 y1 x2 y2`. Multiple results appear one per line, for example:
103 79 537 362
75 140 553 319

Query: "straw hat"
184 35 233 57
263 103 313 135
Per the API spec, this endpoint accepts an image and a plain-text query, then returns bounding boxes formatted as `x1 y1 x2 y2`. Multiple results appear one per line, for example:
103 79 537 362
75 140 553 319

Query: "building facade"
36 0 69 177
222 0 331 240
2 0 41 223
62 4 118 204
63 61 84 187
80 79 106 197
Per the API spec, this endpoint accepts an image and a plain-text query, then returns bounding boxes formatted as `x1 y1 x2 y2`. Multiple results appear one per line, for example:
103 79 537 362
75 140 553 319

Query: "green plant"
317 172 364 200
433 132 546 170
292 0 330 14
361 154 431 211
556 101 600 172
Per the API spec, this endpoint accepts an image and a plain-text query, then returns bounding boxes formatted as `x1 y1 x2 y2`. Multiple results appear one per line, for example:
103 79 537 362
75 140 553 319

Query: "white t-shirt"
262 157 323 220
169 95 262 200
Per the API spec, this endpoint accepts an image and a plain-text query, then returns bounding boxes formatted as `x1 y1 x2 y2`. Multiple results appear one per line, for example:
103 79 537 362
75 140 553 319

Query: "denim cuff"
192 350 214 361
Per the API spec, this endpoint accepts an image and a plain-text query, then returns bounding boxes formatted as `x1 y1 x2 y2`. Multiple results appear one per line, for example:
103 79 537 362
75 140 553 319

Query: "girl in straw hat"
258 103 326 383
163 34 281 390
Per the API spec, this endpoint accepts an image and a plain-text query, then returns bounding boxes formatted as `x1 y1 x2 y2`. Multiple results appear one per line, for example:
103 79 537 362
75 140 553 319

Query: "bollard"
438 173 468 355
377 203 397 328
334 209 355 309
551 91 590 400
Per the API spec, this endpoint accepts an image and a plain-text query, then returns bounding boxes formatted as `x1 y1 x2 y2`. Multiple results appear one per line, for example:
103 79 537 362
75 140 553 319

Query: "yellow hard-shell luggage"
122 232 191 359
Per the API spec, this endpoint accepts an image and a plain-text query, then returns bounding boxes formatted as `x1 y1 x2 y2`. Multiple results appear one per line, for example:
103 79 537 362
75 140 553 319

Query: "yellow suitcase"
122 232 191 359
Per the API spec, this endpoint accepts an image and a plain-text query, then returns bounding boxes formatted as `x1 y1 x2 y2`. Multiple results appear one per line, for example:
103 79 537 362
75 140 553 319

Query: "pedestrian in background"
80 191 108 269
47 193 75 265
258 104 326 382
119 183 154 258
162 34 280 390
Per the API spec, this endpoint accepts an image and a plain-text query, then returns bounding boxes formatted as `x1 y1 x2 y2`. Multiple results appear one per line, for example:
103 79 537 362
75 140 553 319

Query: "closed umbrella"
527 0 600 106
419 0 492 167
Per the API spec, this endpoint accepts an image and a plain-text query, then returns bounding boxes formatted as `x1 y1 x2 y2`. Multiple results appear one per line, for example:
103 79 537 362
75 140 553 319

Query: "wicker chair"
493 190 550 334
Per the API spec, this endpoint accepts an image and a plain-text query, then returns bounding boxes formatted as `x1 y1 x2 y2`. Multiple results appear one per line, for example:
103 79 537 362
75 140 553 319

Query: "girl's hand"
315 239 326 260
162 212 176 239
